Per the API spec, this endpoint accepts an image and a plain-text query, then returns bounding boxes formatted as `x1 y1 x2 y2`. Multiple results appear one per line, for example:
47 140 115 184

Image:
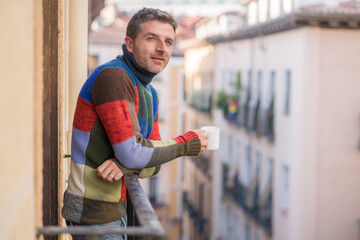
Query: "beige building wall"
181 42 217 240
0 1 41 239
313 28 360 240
0 1 88 239
150 56 187 239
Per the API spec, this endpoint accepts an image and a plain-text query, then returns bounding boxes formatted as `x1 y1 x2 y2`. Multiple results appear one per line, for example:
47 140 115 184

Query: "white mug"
201 126 220 150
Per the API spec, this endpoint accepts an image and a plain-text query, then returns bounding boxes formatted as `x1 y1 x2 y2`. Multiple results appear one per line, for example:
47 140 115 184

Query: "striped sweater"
62 53 201 225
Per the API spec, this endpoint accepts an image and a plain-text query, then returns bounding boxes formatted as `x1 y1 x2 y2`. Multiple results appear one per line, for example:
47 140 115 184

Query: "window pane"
284 70 291 115
281 165 289 210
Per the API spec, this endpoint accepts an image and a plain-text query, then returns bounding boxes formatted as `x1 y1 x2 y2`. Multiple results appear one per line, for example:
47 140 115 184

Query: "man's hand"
94 159 123 183
193 129 209 153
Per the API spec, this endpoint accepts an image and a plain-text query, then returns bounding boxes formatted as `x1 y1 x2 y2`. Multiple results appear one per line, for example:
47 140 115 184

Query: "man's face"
125 20 175 74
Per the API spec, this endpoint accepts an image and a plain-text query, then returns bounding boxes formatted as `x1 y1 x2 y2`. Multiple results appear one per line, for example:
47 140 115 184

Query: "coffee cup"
201 126 220 150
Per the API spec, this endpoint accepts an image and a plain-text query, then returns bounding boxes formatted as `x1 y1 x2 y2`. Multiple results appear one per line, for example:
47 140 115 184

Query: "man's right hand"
193 129 208 153
94 159 123 183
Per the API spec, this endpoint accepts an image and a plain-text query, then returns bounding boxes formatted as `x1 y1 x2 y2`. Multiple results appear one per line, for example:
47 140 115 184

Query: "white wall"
210 25 360 240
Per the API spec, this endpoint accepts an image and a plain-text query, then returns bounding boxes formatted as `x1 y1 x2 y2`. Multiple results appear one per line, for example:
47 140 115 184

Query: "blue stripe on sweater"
112 135 154 169
79 58 138 103
71 127 90 165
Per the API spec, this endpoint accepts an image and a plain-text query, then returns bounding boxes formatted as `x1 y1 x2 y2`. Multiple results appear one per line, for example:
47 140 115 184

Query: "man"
62 7 208 239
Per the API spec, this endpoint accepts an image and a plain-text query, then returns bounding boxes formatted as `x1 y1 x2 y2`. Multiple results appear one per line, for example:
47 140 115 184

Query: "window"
178 69 186 102
220 133 227 162
283 0 293 13
239 70 252 127
221 70 227 91
199 183 204 214
248 70 261 131
268 71 275 107
257 71 262 98
280 165 289 211
242 145 251 186
267 0 272 19
255 151 261 175
247 70 252 98
226 205 231 240
234 139 241 166
149 176 159 205
243 222 250 240
228 135 233 166
284 70 291 115
234 214 239 240
267 158 274 182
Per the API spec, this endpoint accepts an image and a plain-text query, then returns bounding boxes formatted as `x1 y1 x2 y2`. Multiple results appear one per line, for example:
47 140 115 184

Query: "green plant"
215 71 242 111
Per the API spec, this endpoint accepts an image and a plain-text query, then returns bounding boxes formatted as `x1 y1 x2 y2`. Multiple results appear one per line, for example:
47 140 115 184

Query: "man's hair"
126 7 177 40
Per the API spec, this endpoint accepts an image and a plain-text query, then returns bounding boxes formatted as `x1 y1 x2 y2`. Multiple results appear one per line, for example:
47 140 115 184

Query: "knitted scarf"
121 43 157 88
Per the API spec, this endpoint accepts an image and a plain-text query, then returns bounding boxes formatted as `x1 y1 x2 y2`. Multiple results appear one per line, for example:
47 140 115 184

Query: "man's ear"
124 37 134 53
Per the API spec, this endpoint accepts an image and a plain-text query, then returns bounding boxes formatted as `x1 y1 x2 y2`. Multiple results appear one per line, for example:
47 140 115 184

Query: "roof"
205 3 360 45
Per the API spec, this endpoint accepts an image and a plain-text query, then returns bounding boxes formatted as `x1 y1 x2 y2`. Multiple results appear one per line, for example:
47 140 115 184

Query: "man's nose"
156 41 166 52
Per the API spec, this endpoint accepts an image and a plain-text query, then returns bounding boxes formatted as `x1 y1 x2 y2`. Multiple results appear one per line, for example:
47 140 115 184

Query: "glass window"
242 145 251 186
284 70 291 115
281 165 289 211
234 214 239 240
268 71 275 107
257 71 262 100
243 222 250 240
267 157 273 181
228 135 233 166
220 133 227 162
149 176 158 204
247 70 252 98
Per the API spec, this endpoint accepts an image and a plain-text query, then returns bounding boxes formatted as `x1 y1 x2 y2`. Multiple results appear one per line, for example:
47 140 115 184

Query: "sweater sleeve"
91 68 201 170
138 109 161 178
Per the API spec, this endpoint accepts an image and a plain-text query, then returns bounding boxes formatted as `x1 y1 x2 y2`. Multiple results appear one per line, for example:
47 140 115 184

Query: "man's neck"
120 44 157 88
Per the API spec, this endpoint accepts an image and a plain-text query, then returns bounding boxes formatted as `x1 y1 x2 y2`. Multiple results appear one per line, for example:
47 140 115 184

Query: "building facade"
181 0 360 240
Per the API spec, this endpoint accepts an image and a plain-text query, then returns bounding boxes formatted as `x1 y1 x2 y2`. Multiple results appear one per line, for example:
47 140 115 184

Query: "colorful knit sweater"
62 46 201 225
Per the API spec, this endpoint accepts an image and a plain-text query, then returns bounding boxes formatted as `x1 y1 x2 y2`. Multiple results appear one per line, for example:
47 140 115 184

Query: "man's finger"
113 171 123 181
106 172 115 182
100 163 116 180
96 160 112 174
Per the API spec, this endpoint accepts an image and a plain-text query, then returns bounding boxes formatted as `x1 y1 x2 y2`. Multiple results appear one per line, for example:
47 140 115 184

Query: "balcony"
183 191 209 240
37 174 165 240
189 154 212 178
222 164 272 235
218 92 275 141
189 90 212 115
256 104 275 141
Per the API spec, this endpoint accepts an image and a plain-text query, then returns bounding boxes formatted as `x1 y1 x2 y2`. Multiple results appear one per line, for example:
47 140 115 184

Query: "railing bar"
37 226 162 236
37 174 165 239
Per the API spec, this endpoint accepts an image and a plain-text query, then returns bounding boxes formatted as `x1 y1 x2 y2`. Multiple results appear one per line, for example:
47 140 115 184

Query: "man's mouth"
151 57 165 62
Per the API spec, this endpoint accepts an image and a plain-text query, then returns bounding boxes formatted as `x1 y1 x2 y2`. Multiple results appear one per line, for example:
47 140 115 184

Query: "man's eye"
147 37 154 40
166 41 173 46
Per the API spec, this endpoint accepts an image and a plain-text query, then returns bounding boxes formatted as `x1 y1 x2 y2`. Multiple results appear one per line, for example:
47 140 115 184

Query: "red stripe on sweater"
147 121 161 140
95 100 134 144
135 86 139 115
173 131 199 143
120 178 127 201
73 96 98 132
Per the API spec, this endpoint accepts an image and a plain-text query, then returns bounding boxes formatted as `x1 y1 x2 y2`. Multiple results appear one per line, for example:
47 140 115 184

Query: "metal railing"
37 174 165 240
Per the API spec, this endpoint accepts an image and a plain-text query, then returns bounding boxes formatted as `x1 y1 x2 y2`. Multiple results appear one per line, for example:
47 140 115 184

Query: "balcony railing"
189 155 212 178
183 191 209 240
222 165 272 235
37 174 165 240
188 90 212 115
224 96 275 141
